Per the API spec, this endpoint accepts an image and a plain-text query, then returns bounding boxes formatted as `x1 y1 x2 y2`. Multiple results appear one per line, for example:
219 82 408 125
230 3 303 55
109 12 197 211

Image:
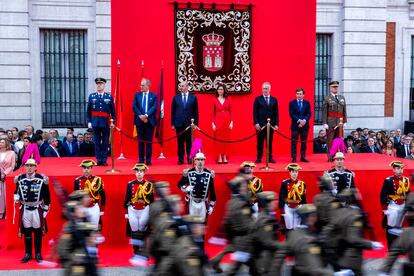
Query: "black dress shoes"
300 158 309 163
187 158 192 165
146 161 152 166
255 159 262 163
268 158 276 163
35 253 43 263
178 160 184 165
292 158 297 163
21 254 32 263
102 162 108 166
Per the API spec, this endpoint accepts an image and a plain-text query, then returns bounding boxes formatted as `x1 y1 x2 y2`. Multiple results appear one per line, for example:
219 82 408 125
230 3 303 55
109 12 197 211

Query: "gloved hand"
13 194 20 203
208 206 214 215
343 123 347 128
124 214 129 219
323 124 329 129
185 186 193 193
88 122 92 129
43 211 48 218
100 212 104 216
371 241 384 250
383 210 389 215
251 203 258 214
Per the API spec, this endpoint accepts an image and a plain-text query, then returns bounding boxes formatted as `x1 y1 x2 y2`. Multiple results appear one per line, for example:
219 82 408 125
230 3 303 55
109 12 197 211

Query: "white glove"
208 206 214 215
124 214 129 219
251 203 258 214
88 122 92 128
43 211 48 218
383 210 389 216
13 194 20 203
333 270 354 276
378 273 390 276
185 186 193 193
100 212 104 216
371 241 384 250
230 251 251 262
343 123 347 128
323 124 329 129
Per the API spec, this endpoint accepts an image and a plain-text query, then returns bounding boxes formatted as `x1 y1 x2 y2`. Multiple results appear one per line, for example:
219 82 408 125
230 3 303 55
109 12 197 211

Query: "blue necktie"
298 101 302 112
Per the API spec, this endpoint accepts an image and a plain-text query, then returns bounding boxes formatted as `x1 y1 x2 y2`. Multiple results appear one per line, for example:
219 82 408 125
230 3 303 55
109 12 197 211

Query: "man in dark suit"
133 78 158 165
44 138 61 157
171 81 199 164
393 128 402 148
79 132 95 157
362 137 381 153
397 135 411 158
289 88 311 162
62 134 78 157
253 82 279 163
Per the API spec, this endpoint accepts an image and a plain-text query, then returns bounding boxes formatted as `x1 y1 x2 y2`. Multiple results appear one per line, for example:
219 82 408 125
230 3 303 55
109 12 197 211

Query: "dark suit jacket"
362 145 381 153
289 99 311 131
393 136 402 148
132 91 157 127
253 95 279 127
39 141 49 157
44 146 59 157
79 141 95 157
171 93 199 128
62 141 78 157
397 144 410 158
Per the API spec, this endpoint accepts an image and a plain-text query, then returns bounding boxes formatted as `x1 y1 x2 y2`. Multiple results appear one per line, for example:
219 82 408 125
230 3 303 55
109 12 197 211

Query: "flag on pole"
155 62 164 148
133 60 145 137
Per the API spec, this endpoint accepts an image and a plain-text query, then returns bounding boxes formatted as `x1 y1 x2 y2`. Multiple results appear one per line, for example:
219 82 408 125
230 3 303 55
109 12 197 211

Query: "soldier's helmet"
318 174 334 191
338 188 361 205
256 191 277 208
227 176 246 195
297 204 317 221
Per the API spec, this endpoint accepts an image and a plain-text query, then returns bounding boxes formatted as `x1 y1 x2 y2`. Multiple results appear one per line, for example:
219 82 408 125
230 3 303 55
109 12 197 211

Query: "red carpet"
1 153 412 269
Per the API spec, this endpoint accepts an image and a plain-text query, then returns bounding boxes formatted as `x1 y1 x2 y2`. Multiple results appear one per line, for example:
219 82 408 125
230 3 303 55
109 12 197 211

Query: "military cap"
94 77 107 84
240 161 256 167
63 200 82 218
297 204 317 216
256 191 277 202
333 152 345 160
79 159 97 168
329 81 339 87
77 222 97 234
165 194 181 204
318 174 333 190
132 163 149 171
285 163 302 171
68 189 88 201
389 160 404 168
24 158 37 166
194 151 206 160
227 176 246 189
154 181 170 189
182 215 204 224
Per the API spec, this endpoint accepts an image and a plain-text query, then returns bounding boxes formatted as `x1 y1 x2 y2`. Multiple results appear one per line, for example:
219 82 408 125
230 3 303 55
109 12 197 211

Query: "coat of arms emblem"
202 32 224 72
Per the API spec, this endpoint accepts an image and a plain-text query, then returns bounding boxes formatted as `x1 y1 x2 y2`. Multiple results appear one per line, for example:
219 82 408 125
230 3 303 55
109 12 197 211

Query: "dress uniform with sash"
326 152 355 194
240 161 263 218
124 163 154 258
380 161 411 248
322 81 347 153
178 152 216 223
13 159 50 263
86 77 116 166
279 163 307 230
74 160 106 230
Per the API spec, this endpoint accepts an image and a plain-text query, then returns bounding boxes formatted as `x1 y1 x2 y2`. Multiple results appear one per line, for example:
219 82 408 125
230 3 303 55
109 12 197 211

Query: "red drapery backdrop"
111 0 316 159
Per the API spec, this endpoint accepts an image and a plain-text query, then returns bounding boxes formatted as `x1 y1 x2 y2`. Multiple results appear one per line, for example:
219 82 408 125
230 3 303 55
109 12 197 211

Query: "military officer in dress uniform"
74 160 106 230
86 77 116 166
279 163 307 231
124 163 154 261
322 81 347 161
326 152 355 194
270 204 332 275
382 193 414 275
178 152 216 223
380 161 411 248
240 161 263 219
14 159 50 263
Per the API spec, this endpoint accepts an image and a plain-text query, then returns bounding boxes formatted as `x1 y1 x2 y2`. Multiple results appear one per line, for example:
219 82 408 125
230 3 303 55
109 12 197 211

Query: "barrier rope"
115 126 190 144
271 126 337 144
197 126 265 143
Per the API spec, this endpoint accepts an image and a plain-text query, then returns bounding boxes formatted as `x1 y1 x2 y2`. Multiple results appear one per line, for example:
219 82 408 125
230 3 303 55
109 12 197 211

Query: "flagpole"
116 59 126 160
158 60 166 159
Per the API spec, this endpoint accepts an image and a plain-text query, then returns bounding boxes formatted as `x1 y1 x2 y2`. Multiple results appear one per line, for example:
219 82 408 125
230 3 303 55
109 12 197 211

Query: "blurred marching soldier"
178 152 216 223
253 192 281 275
322 80 347 160
58 200 100 276
14 158 50 263
326 152 355 194
86 77 116 166
382 193 414 275
123 163 154 261
321 188 383 275
269 204 332 276
74 160 106 230
279 163 307 231
380 161 411 248
240 161 263 218
313 175 340 233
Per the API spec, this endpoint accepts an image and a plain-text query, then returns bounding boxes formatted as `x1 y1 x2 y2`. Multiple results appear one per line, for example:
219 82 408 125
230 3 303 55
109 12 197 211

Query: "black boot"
21 228 32 263
131 231 140 255
33 228 43 263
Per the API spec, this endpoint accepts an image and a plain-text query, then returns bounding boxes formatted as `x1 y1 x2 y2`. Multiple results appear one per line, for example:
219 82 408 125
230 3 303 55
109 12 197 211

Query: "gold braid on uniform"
132 181 153 205
249 177 262 194
390 177 410 201
287 181 305 203
85 176 102 201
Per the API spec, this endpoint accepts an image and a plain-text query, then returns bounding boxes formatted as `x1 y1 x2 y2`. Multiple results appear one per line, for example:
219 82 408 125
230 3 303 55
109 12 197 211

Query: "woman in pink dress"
382 139 397 157
0 137 16 219
22 134 42 165
212 84 233 164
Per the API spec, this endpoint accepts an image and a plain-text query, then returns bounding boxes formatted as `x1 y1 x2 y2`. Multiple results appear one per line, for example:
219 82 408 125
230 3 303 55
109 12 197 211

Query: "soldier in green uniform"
382 193 414 275
322 81 347 160
270 204 332 276
313 175 340 233
321 188 383 275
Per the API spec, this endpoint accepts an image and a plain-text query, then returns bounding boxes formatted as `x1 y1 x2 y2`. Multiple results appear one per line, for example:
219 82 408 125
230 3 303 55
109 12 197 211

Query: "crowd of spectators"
313 127 414 159
0 125 96 171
